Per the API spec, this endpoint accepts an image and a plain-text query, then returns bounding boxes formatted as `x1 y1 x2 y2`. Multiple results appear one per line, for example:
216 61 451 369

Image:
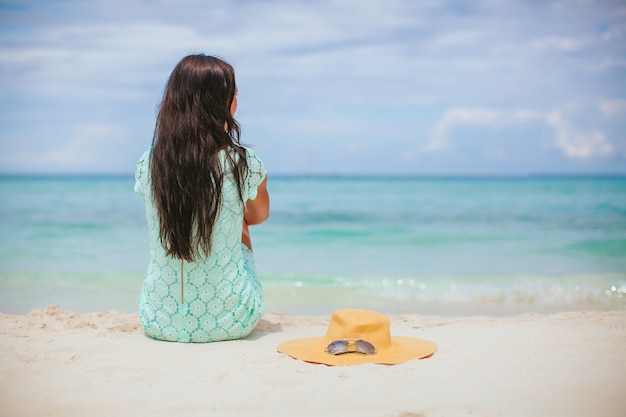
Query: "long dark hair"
150 54 247 261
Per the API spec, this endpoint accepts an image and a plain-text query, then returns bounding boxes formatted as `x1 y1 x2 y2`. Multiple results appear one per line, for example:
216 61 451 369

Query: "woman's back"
135 147 267 342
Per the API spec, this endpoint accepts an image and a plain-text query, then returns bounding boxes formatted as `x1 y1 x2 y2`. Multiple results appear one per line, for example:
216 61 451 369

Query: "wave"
261 273 626 315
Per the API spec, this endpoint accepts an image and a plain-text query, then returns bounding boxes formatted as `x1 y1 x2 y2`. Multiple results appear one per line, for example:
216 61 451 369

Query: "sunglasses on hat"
325 339 376 355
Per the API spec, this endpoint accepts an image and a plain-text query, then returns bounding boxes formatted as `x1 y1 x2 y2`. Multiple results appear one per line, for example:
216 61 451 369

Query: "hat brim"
277 336 437 366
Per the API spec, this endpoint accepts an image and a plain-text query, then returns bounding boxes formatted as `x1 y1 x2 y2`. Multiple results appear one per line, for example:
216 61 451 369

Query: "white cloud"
528 35 585 53
600 99 626 118
424 107 545 152
420 104 620 160
2 123 131 173
0 22 214 98
546 112 615 158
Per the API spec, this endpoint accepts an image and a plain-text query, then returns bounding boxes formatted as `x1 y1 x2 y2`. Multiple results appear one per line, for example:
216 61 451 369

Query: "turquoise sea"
1 175 625 316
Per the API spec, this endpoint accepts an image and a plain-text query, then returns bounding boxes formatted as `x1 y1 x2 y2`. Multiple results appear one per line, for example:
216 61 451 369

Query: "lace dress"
134 147 266 342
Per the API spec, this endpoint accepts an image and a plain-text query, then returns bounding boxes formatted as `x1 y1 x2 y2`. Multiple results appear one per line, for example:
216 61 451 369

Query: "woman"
134 54 270 343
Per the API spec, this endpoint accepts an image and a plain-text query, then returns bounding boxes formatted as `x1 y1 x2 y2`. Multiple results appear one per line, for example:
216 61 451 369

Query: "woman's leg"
241 219 252 251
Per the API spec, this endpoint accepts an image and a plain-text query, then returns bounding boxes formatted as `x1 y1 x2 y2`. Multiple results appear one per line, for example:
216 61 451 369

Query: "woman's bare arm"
244 177 270 225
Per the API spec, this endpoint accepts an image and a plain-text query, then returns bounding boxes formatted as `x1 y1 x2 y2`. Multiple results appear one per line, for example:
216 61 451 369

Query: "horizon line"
1 172 626 180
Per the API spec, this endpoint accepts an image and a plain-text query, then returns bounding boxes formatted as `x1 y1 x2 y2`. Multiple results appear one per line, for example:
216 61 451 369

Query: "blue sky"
0 0 625 175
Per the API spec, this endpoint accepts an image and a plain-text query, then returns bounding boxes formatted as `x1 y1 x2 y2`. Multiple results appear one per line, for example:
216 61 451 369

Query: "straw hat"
277 309 437 366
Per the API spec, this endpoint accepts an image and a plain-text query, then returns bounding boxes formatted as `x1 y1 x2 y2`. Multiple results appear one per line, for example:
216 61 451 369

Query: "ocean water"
0 175 625 316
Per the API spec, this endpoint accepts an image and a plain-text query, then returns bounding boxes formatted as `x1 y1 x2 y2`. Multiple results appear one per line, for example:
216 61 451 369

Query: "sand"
0 306 625 417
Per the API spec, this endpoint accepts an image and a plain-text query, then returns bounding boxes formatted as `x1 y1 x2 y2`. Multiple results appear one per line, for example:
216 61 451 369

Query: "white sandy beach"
1 306 625 417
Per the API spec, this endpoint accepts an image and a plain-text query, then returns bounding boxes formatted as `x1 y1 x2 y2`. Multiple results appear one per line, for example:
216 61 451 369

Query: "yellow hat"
277 309 437 366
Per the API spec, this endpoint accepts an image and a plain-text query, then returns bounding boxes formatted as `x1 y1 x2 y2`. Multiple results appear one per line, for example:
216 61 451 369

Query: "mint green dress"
134 147 266 342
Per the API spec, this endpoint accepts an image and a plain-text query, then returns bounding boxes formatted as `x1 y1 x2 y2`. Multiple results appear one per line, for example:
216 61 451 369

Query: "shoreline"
1 306 625 416
1 277 624 317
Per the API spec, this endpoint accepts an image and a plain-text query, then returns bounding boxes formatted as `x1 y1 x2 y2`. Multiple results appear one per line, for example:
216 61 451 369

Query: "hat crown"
324 309 391 349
